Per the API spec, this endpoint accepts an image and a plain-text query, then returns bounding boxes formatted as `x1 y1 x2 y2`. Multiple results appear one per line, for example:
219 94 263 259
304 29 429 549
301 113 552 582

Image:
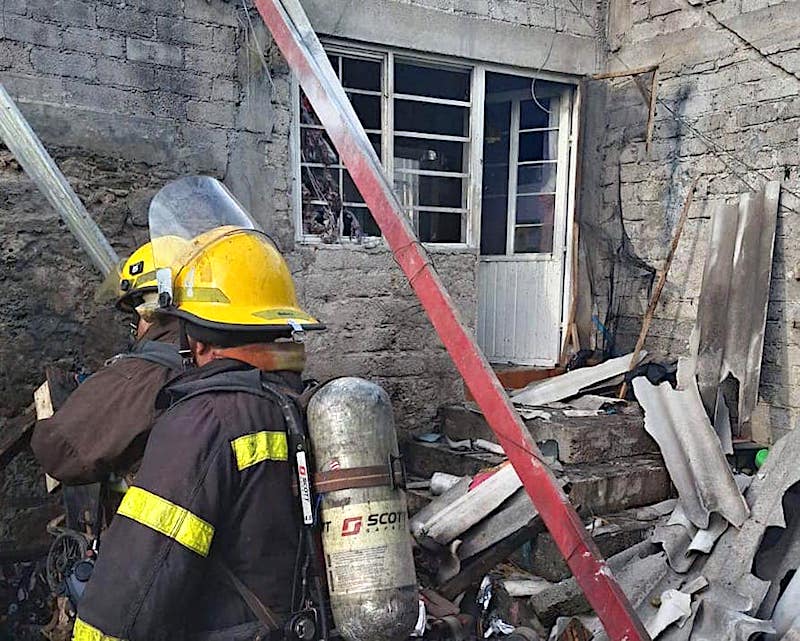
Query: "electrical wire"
564 4 800 214
530 0 559 115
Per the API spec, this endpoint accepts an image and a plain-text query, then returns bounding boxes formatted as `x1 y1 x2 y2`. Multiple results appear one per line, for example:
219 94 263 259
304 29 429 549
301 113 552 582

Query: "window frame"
291 41 578 252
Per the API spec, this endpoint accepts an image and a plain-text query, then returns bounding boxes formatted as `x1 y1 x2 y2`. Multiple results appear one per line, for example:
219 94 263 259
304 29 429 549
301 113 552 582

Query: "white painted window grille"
296 48 472 244
298 51 384 242
294 45 574 252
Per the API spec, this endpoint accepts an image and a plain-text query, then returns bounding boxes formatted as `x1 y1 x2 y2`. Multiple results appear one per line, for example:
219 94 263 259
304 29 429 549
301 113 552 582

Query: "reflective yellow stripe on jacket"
117 486 214 557
72 617 126 641
231 430 288 470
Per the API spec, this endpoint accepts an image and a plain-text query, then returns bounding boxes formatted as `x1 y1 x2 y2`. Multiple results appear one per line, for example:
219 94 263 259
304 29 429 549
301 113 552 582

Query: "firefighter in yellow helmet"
74 227 325 641
32 241 184 488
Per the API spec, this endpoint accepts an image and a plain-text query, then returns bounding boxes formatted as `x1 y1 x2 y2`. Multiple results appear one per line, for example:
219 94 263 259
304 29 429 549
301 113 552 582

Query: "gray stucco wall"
581 0 800 441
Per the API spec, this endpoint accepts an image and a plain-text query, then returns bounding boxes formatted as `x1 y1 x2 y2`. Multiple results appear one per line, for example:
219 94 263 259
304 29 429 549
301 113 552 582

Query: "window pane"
342 57 381 91
480 196 508 255
518 130 558 162
395 100 468 137
517 163 557 195
394 137 465 173
516 194 555 225
300 94 320 126
369 133 381 156
303 203 338 237
343 206 381 238
418 211 462 243
300 129 338 165
481 95 511 255
348 93 381 130
520 98 558 129
394 61 470 101
393 173 463 209
302 167 340 206
343 171 364 204
514 225 554 253
327 54 340 75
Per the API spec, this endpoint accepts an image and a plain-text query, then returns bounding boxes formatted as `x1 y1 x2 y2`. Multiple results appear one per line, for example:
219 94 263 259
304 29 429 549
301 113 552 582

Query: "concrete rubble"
406 343 800 641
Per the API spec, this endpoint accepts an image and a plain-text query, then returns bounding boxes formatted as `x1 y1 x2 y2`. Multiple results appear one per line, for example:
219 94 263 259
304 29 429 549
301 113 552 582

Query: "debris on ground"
405 333 797 639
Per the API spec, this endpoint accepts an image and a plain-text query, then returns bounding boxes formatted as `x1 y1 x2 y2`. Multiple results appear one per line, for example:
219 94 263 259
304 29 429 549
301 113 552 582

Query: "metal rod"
253 2 649 639
0 84 119 276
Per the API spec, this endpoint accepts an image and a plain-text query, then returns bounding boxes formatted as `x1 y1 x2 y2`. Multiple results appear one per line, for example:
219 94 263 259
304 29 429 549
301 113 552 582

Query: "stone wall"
582 0 800 440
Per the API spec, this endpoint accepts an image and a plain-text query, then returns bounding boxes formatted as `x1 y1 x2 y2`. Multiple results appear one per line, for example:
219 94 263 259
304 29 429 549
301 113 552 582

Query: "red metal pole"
253 2 649 639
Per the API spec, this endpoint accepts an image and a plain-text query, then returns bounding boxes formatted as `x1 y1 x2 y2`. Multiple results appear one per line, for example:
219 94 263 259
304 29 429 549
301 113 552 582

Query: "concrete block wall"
400 0 599 39
582 0 800 439
0 0 483 442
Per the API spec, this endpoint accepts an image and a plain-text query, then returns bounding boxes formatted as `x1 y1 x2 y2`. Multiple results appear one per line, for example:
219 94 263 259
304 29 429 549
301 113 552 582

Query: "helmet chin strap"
178 318 195 370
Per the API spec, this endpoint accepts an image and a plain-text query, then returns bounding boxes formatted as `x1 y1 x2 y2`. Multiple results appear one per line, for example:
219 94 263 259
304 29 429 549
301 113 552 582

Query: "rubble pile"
405 355 799 641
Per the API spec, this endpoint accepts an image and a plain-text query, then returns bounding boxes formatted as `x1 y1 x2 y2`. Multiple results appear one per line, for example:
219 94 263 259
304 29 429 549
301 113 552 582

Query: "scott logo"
341 517 363 537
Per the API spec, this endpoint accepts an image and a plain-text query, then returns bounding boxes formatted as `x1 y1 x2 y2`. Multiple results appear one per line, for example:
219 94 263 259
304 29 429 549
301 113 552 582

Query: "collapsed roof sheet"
690 182 781 442
633 365 749 529
511 352 644 407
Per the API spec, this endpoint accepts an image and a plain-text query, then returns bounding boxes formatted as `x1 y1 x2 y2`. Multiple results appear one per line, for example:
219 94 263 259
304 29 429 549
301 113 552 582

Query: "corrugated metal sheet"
690 181 781 442
477 258 563 366
633 361 749 530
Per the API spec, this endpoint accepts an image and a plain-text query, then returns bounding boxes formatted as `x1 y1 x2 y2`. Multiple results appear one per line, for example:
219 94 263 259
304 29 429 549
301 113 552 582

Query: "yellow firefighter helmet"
166 227 323 334
116 241 158 312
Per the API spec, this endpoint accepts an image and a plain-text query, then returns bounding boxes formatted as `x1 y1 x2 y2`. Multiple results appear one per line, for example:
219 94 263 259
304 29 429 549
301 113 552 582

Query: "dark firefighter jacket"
31 319 182 485
74 358 303 641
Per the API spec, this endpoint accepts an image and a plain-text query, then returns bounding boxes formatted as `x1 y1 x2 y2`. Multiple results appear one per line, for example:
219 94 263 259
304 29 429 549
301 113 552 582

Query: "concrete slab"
402 440 673 516
440 404 659 464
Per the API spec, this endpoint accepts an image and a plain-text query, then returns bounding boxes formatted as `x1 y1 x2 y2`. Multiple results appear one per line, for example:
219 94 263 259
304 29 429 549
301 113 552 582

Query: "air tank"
307 377 419 641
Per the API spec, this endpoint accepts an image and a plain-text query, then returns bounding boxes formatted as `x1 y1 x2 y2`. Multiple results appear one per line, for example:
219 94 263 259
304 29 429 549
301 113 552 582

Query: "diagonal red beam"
253 2 649 639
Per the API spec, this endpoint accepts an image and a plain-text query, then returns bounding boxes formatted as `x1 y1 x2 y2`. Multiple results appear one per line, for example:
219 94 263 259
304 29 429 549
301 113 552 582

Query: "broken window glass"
299 52 383 242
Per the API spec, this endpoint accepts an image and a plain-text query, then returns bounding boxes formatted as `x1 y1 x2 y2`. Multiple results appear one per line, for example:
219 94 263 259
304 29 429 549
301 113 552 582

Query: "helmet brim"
157 305 326 333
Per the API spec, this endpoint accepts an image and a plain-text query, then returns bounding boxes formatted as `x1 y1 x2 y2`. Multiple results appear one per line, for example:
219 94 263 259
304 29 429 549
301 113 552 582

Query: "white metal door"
477 77 573 366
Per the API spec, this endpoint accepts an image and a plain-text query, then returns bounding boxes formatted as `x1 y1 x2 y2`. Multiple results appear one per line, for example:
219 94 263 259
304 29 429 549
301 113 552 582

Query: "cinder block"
156 16 215 47
440 404 659 463
126 37 183 68
63 79 141 114
187 100 235 127
489 0 528 23
402 440 673 515
512 507 658 581
131 0 182 16
184 47 237 76
97 6 155 38
96 58 157 89
211 77 238 101
30 48 96 80
3 16 62 47
0 40 34 73
2 73 64 103
153 69 213 98
211 25 238 51
184 0 241 26
63 27 125 58
3 0 27 16
28 0 95 27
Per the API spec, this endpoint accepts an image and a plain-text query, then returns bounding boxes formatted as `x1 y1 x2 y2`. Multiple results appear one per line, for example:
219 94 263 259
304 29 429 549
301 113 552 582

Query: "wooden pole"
618 177 699 398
